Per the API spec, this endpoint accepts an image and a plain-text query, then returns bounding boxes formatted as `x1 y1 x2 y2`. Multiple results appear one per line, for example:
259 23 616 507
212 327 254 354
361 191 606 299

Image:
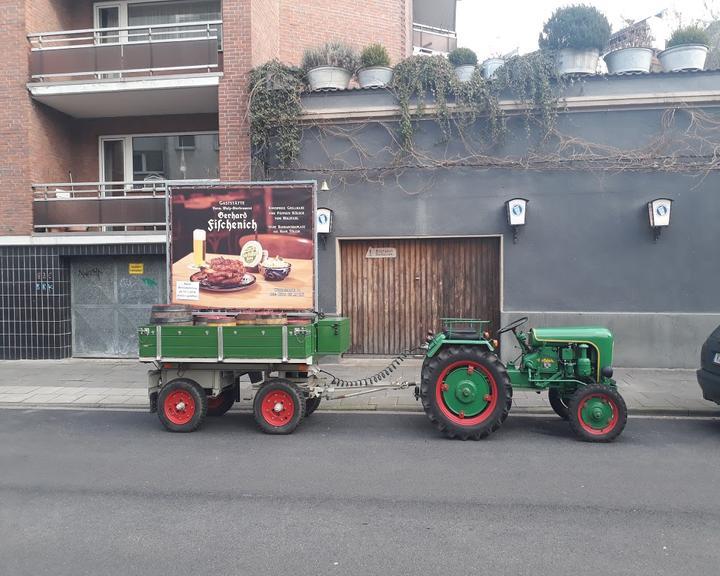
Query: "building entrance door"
339 237 501 355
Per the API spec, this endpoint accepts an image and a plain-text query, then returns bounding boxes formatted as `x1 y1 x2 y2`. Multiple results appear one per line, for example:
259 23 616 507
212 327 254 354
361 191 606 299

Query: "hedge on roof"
666 25 710 49
538 4 611 52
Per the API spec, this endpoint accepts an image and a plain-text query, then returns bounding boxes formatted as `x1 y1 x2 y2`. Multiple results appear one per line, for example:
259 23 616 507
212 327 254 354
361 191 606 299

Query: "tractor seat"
444 329 480 340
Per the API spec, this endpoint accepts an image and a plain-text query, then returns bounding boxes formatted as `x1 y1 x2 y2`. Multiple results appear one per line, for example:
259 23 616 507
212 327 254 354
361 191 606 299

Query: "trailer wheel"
253 379 305 435
206 385 237 417
304 396 321 417
568 384 627 442
157 378 207 433
420 346 512 440
548 388 573 420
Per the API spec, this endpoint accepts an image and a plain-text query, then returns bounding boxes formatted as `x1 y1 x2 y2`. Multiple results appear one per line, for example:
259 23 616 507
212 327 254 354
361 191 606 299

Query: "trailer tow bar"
308 380 418 402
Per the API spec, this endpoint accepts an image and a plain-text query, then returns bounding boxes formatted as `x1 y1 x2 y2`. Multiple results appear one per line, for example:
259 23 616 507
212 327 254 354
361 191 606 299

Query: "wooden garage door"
340 238 500 355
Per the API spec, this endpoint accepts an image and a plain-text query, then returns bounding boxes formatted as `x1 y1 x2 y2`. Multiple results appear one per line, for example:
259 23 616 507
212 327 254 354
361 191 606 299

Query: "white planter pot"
481 58 504 79
658 44 708 72
603 47 653 74
357 66 393 88
306 66 352 91
556 48 600 75
454 64 476 82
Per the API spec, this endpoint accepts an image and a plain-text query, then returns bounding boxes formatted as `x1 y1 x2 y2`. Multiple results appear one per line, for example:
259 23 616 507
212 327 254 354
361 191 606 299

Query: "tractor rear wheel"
420 346 512 440
568 384 627 442
548 388 573 420
253 379 305 435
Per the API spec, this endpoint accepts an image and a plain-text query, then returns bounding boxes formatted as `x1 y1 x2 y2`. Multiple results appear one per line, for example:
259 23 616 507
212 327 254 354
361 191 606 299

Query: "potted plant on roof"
448 47 478 82
357 43 393 88
658 25 709 72
603 20 654 74
539 4 611 75
481 53 506 79
302 41 359 91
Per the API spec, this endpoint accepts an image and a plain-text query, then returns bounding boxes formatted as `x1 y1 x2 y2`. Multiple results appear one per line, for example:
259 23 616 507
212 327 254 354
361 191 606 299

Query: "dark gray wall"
271 78 720 366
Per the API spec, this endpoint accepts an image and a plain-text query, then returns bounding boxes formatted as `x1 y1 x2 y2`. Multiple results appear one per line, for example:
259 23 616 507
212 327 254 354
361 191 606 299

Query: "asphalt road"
1 408 719 576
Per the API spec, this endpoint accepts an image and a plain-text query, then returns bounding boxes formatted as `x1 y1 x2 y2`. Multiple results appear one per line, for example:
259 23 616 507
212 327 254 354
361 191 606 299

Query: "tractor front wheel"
253 379 305 435
420 346 512 440
568 384 627 442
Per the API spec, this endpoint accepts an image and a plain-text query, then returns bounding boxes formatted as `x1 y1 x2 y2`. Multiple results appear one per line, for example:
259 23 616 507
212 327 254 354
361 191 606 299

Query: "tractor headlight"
601 366 614 378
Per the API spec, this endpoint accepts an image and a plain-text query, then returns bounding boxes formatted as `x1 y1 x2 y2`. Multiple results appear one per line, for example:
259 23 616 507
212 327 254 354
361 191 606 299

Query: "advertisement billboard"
169 183 315 310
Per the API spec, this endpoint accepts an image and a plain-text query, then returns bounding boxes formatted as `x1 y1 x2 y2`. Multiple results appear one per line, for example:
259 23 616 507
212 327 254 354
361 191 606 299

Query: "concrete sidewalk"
0 357 715 416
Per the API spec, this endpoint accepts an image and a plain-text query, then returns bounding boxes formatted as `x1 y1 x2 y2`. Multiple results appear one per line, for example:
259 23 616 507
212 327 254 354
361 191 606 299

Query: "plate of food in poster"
190 256 257 292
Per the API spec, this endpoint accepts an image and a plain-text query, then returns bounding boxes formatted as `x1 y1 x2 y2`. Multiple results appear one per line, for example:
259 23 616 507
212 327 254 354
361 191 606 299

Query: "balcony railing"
28 20 222 82
33 181 169 232
412 22 457 55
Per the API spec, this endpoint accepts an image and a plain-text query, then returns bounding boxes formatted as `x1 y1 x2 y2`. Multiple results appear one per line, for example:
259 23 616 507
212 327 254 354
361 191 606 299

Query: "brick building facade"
0 0 445 358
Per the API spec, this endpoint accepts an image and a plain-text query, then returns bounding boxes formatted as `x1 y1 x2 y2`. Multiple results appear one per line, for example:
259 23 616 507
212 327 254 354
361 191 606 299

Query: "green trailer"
140 316 352 434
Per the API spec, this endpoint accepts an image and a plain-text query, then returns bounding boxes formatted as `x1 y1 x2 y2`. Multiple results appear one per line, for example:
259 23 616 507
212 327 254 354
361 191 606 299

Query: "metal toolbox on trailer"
315 317 351 355
139 317 350 363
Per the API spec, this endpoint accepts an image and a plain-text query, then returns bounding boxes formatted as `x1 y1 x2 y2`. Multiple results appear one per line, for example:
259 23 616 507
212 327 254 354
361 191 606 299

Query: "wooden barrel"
194 314 236 326
256 313 287 325
150 304 193 325
235 313 258 326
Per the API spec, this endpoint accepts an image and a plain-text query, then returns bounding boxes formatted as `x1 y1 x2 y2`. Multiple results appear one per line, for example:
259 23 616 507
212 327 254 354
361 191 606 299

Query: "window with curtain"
127 0 221 42
132 134 219 181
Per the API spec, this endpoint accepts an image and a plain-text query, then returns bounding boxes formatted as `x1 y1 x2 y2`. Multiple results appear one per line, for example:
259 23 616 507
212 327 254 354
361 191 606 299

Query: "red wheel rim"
435 360 498 426
260 390 296 427
164 390 196 425
577 393 619 435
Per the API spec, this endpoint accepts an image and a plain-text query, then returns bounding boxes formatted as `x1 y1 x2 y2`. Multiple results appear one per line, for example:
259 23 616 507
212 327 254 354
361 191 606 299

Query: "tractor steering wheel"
497 316 528 335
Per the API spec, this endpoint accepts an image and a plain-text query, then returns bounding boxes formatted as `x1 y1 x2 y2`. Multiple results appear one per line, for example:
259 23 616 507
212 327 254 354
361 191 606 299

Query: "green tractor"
420 317 627 442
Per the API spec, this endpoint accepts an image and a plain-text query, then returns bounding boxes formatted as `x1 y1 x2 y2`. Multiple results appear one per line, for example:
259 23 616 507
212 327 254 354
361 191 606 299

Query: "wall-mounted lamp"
320 180 330 192
505 198 529 244
647 198 672 241
317 207 333 249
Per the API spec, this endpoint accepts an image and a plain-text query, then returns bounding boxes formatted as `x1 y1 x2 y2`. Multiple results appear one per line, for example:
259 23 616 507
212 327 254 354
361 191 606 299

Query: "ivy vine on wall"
247 51 566 176
248 59 305 173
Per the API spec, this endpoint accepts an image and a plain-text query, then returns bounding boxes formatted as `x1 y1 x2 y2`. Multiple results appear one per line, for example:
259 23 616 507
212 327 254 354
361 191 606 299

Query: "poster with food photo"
169 184 315 310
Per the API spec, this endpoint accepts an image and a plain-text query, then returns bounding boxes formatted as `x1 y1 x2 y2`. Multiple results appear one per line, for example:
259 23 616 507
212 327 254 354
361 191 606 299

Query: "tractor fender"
427 337 495 358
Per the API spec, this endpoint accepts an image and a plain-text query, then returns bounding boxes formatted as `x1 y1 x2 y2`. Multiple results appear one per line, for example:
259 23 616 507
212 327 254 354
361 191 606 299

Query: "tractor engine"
523 344 593 380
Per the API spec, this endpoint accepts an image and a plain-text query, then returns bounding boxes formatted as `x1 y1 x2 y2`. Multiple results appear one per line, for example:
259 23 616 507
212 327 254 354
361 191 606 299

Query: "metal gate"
71 256 166 357
340 237 501 355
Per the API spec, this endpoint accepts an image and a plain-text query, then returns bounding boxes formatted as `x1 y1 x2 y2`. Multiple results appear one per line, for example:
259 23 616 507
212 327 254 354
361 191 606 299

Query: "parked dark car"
698 325 720 404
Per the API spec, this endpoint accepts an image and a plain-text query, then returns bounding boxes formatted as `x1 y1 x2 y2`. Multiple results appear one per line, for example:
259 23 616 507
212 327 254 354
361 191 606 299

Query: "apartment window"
133 150 165 178
176 135 196 150
100 133 219 186
94 1 221 43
